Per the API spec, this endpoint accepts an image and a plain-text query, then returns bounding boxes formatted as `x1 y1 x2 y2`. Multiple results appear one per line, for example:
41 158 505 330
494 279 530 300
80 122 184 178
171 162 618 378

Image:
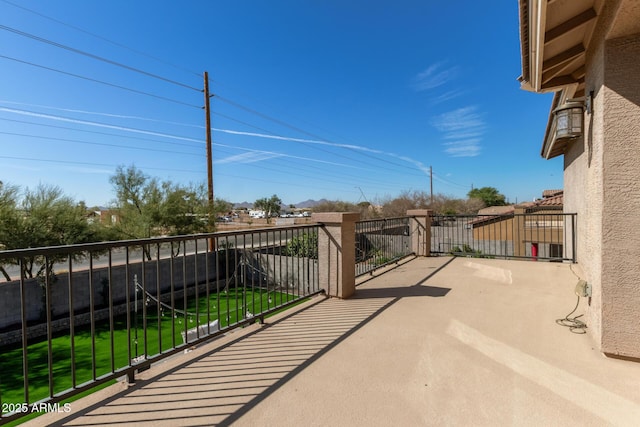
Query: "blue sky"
0 0 560 207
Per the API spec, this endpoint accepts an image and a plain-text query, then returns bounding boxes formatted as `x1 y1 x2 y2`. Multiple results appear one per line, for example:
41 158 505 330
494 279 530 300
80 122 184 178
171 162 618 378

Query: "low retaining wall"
0 281 217 347
0 250 316 346
248 253 318 293
0 251 234 331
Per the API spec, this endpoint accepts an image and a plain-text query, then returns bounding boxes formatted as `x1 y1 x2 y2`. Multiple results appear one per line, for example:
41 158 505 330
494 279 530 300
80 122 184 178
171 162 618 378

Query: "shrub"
284 233 318 259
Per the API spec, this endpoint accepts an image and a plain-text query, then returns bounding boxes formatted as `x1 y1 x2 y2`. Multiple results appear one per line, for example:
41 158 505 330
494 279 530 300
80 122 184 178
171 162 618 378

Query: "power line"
215 172 376 197
0 155 204 174
213 141 366 170
216 95 325 140
0 117 202 149
0 95 428 179
0 0 202 78
0 106 204 143
212 144 418 192
0 113 421 183
0 131 203 158
213 110 281 136
0 9 436 196
0 55 200 109
432 171 469 190
0 100 203 128
205 75 376 151
0 115 411 188
216 94 429 173
0 151 391 196
215 95 370 166
0 24 201 92
211 111 424 176
1 103 430 193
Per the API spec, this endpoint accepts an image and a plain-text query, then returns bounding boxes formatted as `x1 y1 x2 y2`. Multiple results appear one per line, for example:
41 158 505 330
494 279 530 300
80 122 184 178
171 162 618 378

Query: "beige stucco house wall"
518 0 640 360
472 196 565 259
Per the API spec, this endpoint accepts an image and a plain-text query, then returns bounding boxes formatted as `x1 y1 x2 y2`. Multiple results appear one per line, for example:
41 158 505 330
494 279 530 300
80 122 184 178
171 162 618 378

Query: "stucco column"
313 212 360 298
406 209 432 257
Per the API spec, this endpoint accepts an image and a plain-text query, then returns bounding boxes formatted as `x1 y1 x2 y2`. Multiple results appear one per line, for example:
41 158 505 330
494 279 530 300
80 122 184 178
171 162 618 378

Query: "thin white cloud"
216 151 283 165
0 107 202 143
443 140 482 157
413 62 458 92
214 143 366 169
390 153 431 175
429 89 465 105
432 106 485 158
432 106 485 132
443 131 484 140
0 100 202 129
212 128 387 155
0 103 435 177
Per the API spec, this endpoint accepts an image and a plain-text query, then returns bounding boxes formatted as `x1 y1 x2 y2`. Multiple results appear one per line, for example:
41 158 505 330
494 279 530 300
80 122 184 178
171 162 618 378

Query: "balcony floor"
28 257 640 426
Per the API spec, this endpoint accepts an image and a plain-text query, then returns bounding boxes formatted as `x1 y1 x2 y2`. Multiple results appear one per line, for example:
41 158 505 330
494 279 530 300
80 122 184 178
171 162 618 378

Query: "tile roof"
470 191 564 227
542 189 563 198
477 206 515 215
536 193 563 206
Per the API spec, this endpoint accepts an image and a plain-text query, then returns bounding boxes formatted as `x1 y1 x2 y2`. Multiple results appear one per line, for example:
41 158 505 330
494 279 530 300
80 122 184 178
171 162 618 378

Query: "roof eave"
527 0 548 92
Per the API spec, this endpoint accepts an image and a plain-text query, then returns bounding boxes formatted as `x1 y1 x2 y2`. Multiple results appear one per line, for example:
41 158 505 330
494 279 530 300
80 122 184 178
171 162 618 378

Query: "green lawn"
0 288 297 413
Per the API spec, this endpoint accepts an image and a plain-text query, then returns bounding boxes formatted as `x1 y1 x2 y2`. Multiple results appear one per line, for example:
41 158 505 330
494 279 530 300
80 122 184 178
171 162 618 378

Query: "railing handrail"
0 223 320 258
355 216 413 277
356 215 411 224
0 224 321 424
429 212 577 262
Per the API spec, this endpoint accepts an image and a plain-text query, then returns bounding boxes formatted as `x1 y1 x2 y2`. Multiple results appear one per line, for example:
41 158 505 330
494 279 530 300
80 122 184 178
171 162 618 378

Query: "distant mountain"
233 201 253 209
293 199 328 208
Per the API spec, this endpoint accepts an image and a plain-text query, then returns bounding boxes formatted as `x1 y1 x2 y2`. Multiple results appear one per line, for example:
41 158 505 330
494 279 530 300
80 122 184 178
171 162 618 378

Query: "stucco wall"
600 34 640 358
565 20 607 348
566 21 640 359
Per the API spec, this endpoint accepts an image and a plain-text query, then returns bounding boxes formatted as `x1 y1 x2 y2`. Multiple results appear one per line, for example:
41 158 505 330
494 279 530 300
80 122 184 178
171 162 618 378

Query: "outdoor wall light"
554 100 584 139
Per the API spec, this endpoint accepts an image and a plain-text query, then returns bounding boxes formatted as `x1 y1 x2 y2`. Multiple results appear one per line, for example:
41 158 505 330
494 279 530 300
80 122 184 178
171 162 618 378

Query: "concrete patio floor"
28 256 640 426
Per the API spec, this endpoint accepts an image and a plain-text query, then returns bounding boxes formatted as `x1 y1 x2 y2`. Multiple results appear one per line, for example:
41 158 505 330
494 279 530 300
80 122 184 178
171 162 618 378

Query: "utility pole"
204 71 213 210
430 165 433 204
204 72 215 251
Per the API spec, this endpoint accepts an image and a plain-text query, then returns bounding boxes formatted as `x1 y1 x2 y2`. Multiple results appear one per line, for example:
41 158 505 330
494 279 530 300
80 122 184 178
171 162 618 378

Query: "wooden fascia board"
529 0 548 91
519 0 531 84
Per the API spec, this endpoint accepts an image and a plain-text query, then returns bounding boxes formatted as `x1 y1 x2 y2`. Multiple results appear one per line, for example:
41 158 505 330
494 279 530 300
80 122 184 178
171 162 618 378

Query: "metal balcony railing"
355 217 413 276
430 213 577 262
0 225 320 425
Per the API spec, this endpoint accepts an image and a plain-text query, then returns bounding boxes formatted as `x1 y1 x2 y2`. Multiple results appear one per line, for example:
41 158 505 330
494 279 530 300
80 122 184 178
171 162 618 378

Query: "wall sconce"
554 100 584 139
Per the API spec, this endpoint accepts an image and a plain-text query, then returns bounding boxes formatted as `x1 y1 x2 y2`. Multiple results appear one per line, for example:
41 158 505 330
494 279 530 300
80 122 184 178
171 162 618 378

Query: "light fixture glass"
554 102 584 139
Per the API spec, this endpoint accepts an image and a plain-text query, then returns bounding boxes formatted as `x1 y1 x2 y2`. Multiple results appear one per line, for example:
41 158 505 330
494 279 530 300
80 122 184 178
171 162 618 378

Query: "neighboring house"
471 191 565 259
518 0 640 360
90 208 119 225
